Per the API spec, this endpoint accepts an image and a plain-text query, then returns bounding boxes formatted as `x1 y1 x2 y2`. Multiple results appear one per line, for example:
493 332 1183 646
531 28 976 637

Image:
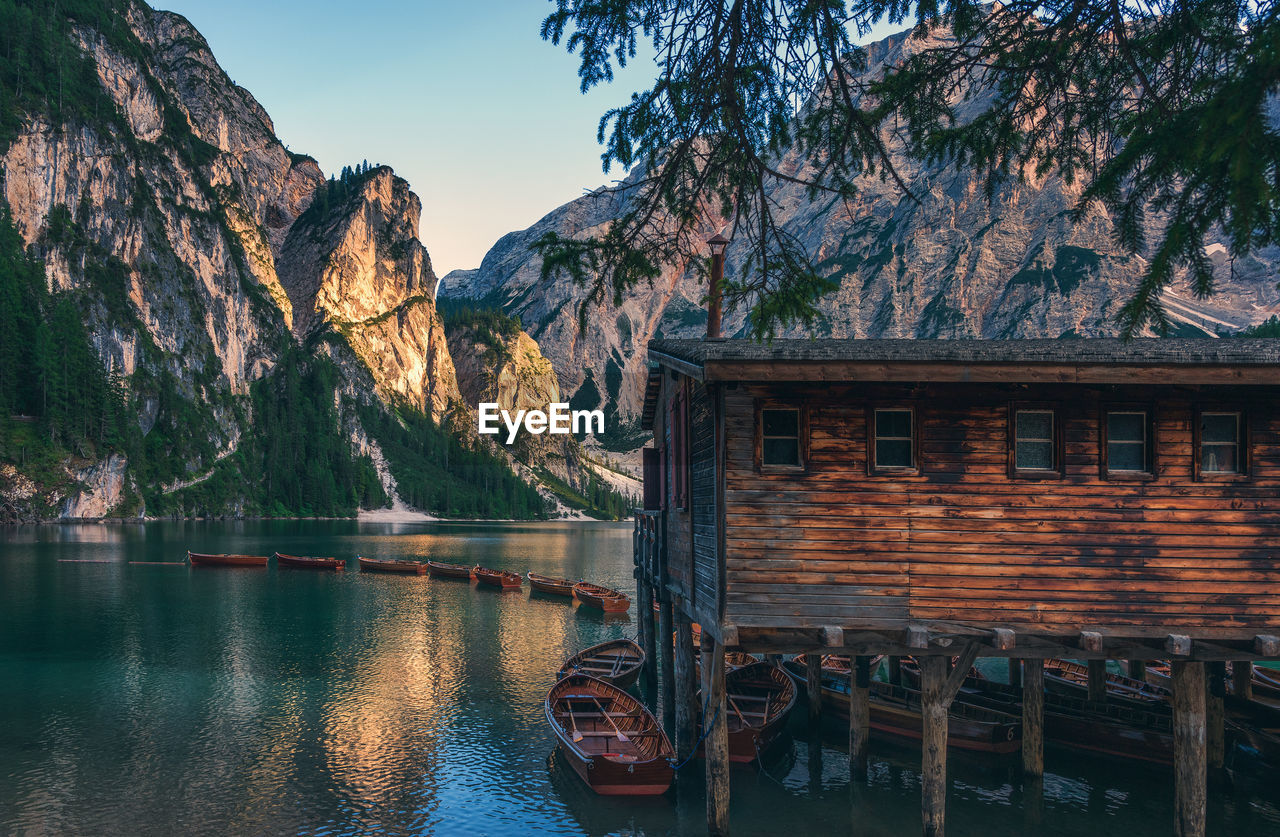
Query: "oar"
566 702 584 743
591 697 629 742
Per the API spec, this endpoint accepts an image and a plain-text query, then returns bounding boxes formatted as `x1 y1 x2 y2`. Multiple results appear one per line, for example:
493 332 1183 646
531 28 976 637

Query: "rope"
669 696 721 772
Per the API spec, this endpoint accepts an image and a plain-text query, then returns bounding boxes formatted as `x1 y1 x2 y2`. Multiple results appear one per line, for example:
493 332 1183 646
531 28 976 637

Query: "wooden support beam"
673 607 699 763
992 628 1016 651
1172 661 1207 837
919 656 950 837
701 633 730 836
822 626 844 648
1079 631 1104 653
1129 660 1147 682
658 597 675 733
1255 635 1280 657
940 643 981 704
806 654 823 726
1167 634 1193 657
1008 659 1022 688
908 624 931 650
1233 661 1253 701
850 655 871 781
1088 660 1108 704
638 577 658 693
888 656 902 686
1022 659 1044 778
1207 662 1226 776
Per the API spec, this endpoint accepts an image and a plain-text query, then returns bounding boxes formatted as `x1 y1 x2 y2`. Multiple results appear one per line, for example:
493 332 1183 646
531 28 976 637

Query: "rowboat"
274 552 344 571
545 674 675 796
557 639 646 688
573 582 630 612
473 566 524 589
710 662 797 763
187 551 268 567
784 657 1021 755
357 556 428 574
1042 659 1169 704
426 560 473 579
528 571 576 597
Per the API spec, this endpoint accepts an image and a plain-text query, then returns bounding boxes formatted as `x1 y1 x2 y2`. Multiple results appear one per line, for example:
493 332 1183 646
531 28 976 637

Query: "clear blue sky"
159 1 906 276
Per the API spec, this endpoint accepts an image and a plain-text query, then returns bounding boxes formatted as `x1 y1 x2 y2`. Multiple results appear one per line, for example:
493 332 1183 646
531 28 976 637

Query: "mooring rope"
669 695 721 772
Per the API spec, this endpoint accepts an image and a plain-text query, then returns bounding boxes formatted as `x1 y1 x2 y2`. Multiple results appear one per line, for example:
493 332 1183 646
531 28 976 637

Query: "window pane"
1016 411 1053 441
763 437 800 467
762 409 799 438
1017 440 1054 470
1202 443 1238 473
876 439 913 468
1201 413 1237 444
876 409 912 439
1108 441 1146 472
1107 412 1145 442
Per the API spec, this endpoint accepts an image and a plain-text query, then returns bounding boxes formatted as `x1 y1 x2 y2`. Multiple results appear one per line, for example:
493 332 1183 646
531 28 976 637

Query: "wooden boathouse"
632 337 1280 837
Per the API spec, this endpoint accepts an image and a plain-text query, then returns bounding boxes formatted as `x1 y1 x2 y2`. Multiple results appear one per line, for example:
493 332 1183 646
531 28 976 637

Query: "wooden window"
870 407 917 474
1194 409 1249 480
755 402 807 471
1009 405 1062 477
669 384 689 509
1101 408 1155 479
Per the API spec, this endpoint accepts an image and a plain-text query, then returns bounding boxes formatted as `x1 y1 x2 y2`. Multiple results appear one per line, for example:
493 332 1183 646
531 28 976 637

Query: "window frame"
754 400 809 473
1193 406 1250 482
1099 404 1157 481
1007 402 1064 480
866 405 921 476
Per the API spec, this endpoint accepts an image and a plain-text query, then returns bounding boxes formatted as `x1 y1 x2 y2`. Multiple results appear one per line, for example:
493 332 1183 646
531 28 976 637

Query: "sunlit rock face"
0 0 463 515
441 27 1280 449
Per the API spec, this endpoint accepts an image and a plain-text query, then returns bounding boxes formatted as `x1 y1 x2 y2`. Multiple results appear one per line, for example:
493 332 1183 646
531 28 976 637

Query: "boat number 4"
478 403 605 444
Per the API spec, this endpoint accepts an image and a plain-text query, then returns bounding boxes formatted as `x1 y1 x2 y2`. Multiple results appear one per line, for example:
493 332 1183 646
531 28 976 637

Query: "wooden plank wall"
690 383 719 616
722 382 1280 637
659 377 692 596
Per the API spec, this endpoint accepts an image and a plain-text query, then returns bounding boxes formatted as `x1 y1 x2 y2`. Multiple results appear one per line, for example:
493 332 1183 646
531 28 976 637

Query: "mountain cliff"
440 27 1280 452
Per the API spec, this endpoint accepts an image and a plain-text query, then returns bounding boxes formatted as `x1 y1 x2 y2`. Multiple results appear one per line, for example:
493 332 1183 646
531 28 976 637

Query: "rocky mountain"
440 27 1280 451
0 0 628 521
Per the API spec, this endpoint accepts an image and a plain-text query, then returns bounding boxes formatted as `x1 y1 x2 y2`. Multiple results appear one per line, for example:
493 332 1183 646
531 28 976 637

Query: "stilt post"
702 633 730 836
1008 659 1022 688
658 596 675 730
638 576 658 694
1207 661 1226 776
1087 659 1107 703
888 656 902 686
1233 661 1253 701
850 655 871 779
672 605 699 762
1172 661 1207 837
1022 658 1044 778
1129 660 1147 682
920 655 950 837
805 654 823 725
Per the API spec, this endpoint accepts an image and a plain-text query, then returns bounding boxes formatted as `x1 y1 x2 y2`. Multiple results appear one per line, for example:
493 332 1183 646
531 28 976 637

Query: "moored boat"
528 571 576 597
545 674 675 796
709 662 797 763
426 560 473 579
274 552 345 571
1043 658 1169 704
187 551 268 567
473 566 524 589
358 556 428 574
557 639 646 688
573 582 630 612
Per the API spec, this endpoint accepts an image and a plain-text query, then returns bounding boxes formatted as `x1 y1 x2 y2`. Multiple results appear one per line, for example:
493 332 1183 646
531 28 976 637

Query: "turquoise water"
1 520 1278 836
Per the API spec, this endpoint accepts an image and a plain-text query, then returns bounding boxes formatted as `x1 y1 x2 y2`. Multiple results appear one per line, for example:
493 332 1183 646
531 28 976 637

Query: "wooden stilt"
806 654 823 726
888 656 903 686
850 655 871 780
1129 660 1147 682
1087 659 1107 703
1022 658 1044 778
1207 661 1226 776
658 596 675 730
638 577 657 693
920 656 950 837
1172 661 1207 837
1233 661 1253 701
1008 658 1022 688
673 606 698 762
702 633 730 836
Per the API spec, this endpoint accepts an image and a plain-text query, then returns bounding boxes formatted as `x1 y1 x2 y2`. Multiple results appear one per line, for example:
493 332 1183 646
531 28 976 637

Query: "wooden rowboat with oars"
358 556 428 574
707 662 797 763
187 551 268 567
573 582 630 612
528 571 576 597
1043 658 1170 704
274 552 344 571
473 566 524 590
545 674 675 796
426 560 472 580
557 639 646 688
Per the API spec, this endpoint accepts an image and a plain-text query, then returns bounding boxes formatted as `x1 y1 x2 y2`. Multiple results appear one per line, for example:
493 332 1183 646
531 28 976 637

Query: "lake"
1 520 1278 835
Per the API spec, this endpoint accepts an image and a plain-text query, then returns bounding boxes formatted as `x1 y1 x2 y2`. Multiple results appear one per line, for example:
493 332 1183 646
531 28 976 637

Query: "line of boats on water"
542 642 1280 797
183 552 631 611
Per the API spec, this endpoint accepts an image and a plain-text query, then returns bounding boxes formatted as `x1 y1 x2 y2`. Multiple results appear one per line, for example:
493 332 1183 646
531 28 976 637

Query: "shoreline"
14 512 630 526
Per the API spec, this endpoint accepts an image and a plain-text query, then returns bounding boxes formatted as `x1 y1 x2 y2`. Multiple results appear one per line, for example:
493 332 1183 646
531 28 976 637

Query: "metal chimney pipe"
706 232 729 340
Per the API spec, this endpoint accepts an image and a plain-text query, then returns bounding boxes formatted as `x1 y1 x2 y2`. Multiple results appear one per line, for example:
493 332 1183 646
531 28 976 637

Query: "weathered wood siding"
690 383 719 616
723 382 1280 637
659 377 692 596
